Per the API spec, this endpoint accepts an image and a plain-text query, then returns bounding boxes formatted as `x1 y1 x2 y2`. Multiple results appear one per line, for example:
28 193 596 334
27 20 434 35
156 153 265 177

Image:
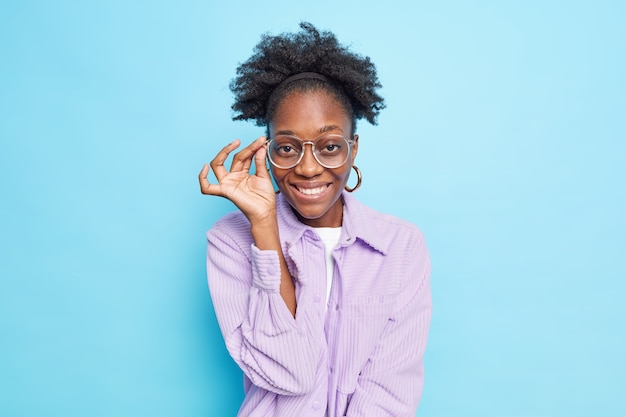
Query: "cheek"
270 166 350 185
270 167 287 184
335 166 352 183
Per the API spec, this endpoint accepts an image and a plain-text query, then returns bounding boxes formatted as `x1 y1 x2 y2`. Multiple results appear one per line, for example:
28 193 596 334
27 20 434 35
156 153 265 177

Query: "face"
268 90 358 228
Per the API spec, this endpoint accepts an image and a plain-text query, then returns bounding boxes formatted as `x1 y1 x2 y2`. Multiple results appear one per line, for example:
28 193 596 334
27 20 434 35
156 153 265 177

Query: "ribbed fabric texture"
206 192 432 417
310 226 342 308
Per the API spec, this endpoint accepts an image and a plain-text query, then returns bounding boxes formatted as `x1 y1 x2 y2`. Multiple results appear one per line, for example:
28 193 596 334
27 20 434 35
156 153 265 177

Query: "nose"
294 143 324 177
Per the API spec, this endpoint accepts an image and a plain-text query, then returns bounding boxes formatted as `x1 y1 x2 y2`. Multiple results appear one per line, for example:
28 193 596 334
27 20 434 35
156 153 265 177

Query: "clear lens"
267 134 351 169
270 136 303 166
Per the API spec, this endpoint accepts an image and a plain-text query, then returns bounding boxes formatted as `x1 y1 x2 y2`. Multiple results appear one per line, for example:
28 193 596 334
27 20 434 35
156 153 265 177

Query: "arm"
249 213 296 316
200 138 321 394
207 226 322 395
346 237 432 417
199 137 296 316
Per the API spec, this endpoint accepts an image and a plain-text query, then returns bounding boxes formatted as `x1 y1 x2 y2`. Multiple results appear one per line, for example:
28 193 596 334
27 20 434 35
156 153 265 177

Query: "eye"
271 137 301 157
317 138 343 155
275 145 299 157
276 145 293 153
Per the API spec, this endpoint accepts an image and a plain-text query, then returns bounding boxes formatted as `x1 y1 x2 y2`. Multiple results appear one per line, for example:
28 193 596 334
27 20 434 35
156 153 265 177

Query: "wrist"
248 208 278 230
249 211 281 251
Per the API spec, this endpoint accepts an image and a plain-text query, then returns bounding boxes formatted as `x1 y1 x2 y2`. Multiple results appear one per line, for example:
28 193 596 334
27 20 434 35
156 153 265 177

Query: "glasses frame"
265 134 355 169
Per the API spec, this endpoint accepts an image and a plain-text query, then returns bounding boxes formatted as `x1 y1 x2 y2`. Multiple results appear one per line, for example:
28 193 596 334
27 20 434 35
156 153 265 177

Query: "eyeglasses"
265 134 354 169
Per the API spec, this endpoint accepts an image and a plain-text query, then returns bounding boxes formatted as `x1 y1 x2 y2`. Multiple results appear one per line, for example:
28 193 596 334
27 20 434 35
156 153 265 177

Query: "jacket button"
266 266 276 275
312 400 321 410
313 294 321 303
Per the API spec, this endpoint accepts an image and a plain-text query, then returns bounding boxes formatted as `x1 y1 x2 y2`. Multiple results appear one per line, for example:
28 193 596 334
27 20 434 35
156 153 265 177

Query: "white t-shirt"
313 227 342 417
312 227 342 308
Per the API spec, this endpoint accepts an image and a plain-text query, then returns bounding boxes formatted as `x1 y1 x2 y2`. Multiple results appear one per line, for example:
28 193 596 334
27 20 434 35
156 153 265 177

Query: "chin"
285 194 344 227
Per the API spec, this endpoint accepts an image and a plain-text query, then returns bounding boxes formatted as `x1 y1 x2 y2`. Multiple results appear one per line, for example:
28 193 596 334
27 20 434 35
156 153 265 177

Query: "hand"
199 137 277 223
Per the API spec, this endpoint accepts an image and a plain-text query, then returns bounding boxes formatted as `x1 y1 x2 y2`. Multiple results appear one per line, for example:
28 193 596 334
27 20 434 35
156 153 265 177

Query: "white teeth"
297 185 327 195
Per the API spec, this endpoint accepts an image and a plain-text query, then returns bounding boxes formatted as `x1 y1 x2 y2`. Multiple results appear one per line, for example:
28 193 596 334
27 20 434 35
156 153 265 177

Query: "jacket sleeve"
206 226 322 396
346 235 432 417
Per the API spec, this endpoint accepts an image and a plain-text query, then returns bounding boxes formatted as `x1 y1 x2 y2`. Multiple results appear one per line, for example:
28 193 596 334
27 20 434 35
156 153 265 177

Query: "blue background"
1 1 624 416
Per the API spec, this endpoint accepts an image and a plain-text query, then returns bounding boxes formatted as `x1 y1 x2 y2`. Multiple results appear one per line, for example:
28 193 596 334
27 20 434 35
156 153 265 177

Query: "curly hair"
230 22 385 133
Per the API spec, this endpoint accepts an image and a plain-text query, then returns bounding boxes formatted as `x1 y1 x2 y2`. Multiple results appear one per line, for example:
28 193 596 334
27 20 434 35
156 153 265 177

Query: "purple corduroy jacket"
206 191 432 417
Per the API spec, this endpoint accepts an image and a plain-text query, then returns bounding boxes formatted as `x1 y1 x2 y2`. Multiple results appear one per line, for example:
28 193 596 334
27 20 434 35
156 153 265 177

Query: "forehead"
270 90 352 136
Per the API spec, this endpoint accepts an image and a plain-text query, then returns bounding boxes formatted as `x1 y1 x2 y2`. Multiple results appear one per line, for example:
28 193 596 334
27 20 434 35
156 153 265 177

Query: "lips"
295 184 329 195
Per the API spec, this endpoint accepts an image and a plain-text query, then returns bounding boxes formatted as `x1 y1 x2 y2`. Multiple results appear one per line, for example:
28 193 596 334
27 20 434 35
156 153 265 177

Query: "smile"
295 185 329 195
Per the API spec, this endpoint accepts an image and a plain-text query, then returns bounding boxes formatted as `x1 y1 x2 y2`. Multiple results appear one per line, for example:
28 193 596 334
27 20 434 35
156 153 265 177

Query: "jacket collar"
276 191 389 255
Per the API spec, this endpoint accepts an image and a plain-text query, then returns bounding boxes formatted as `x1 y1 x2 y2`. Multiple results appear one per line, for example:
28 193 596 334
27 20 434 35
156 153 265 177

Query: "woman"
199 23 431 417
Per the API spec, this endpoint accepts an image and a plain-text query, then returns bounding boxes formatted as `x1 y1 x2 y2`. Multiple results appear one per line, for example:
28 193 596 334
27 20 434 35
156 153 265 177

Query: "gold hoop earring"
345 165 362 192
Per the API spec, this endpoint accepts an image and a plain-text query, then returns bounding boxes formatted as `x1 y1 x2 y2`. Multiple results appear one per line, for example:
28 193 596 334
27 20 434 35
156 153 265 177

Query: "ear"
351 134 359 162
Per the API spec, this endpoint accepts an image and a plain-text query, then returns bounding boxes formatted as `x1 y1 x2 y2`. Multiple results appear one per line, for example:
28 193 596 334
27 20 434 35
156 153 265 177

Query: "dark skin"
199 90 358 317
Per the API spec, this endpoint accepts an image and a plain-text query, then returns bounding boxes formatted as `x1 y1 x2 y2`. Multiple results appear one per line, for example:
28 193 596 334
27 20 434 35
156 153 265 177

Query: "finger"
198 165 231 197
198 164 217 195
254 145 271 180
231 136 266 172
210 139 241 181
241 137 266 172
199 164 224 196
198 163 209 182
230 137 264 172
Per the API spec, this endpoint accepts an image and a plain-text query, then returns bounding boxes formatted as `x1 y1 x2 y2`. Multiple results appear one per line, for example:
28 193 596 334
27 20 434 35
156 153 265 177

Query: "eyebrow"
274 125 344 136
319 125 344 134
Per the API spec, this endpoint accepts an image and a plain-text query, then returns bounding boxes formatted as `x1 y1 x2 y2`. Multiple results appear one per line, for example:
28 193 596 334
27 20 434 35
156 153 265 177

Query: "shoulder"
362 202 424 238
344 194 426 254
206 210 253 252
209 210 251 234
